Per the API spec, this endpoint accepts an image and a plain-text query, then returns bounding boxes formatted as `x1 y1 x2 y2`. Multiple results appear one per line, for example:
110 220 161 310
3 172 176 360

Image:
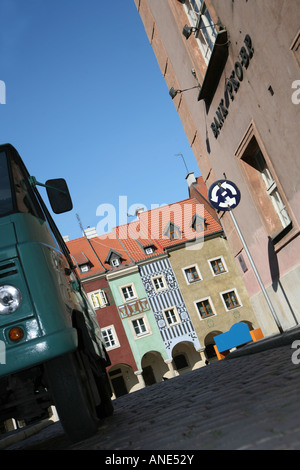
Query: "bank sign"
211 34 254 139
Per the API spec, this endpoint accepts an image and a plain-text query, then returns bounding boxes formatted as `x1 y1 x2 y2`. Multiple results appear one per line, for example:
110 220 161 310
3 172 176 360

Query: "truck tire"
44 351 99 443
95 368 114 418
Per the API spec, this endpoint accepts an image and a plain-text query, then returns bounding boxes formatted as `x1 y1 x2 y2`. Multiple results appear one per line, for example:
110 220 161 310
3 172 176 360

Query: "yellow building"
167 234 259 360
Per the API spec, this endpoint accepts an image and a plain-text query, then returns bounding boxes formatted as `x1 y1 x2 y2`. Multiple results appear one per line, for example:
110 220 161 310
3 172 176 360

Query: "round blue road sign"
208 180 241 211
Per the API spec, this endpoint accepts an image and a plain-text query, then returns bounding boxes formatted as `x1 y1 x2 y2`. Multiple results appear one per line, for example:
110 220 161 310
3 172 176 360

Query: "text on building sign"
211 34 254 139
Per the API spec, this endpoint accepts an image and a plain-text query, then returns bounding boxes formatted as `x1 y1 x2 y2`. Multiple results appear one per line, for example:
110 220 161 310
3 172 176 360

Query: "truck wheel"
95 368 114 418
44 351 99 443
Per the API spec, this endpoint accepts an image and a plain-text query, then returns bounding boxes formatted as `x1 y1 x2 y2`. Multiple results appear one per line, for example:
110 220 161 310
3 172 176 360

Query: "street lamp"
169 85 200 100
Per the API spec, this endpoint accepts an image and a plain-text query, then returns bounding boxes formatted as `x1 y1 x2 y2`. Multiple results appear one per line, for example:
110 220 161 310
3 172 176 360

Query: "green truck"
0 144 113 443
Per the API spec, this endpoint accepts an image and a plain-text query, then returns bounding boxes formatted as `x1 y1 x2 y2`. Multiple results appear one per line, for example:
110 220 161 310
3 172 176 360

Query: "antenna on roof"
175 153 189 174
75 213 106 272
76 213 84 234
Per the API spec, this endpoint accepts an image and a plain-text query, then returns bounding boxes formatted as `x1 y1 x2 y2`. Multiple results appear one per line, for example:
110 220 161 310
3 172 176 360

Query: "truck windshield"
0 151 13 216
0 148 44 220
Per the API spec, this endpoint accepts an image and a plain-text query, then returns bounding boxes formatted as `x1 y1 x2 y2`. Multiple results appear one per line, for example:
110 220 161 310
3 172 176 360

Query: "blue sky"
0 0 199 240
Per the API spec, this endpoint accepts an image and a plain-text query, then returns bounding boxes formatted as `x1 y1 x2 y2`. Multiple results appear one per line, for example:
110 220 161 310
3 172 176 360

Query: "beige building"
135 0 300 336
168 234 258 359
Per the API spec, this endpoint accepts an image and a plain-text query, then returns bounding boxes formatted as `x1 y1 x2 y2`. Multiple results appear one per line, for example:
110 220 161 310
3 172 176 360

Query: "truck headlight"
0 285 22 315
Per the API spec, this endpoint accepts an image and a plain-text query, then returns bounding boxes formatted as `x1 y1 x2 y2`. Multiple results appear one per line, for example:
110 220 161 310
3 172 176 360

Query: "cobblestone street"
3 335 300 451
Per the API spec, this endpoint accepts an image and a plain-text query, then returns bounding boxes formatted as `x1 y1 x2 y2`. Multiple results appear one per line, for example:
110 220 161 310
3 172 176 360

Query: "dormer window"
105 249 123 268
73 252 92 274
164 222 181 241
191 214 207 232
79 263 90 273
145 246 154 255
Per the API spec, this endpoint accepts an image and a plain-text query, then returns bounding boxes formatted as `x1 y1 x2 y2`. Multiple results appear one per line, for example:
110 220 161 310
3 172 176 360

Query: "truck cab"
0 144 113 443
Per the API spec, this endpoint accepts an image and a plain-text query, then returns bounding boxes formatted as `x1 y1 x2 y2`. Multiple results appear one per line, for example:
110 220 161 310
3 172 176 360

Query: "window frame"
194 296 216 320
162 306 181 328
183 0 218 64
88 289 108 309
130 315 151 339
151 274 167 292
164 221 181 241
235 123 295 246
182 264 202 284
191 214 207 232
220 288 242 311
101 325 119 350
120 283 137 302
208 256 227 276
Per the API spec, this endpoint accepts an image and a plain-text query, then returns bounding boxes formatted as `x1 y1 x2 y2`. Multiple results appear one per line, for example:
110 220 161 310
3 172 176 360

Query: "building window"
131 317 149 338
209 257 227 276
121 284 136 302
195 297 215 319
237 132 292 242
163 307 180 327
111 258 120 267
79 263 90 273
255 150 291 229
184 265 201 283
152 275 167 292
88 289 108 309
145 246 154 255
164 222 181 241
183 0 217 63
191 214 207 232
221 289 241 310
101 326 119 350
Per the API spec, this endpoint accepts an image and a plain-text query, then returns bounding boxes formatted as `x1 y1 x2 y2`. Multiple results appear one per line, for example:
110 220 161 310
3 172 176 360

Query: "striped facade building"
139 258 201 356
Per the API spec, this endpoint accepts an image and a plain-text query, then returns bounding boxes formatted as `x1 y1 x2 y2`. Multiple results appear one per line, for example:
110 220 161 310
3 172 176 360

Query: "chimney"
84 226 98 239
185 172 197 187
135 207 145 218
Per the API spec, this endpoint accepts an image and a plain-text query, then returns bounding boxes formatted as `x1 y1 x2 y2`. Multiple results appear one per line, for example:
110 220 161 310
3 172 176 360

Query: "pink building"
135 0 300 335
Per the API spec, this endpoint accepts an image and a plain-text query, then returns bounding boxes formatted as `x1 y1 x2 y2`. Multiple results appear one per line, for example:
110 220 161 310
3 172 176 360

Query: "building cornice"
106 264 139 280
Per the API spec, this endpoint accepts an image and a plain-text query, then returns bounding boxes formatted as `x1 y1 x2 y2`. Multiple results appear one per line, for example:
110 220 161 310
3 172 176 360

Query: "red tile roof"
66 195 223 278
138 197 222 249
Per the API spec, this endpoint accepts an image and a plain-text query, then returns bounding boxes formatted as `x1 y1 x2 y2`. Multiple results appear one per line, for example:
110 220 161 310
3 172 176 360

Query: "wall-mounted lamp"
182 25 198 39
169 85 200 100
182 22 223 40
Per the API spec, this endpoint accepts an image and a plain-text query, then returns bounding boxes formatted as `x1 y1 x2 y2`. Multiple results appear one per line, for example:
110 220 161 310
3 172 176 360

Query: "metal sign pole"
228 209 283 334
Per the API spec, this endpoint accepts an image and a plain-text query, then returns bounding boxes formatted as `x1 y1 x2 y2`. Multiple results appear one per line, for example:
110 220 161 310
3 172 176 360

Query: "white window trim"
111 258 120 267
119 283 137 303
208 256 228 277
129 314 152 340
88 289 108 309
151 274 167 292
194 296 216 320
80 264 90 273
182 264 202 285
162 306 181 328
183 0 217 64
220 288 242 312
101 325 120 351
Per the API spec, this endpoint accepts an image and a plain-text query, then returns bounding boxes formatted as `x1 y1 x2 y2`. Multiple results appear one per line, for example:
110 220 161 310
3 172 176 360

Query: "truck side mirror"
45 178 73 214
